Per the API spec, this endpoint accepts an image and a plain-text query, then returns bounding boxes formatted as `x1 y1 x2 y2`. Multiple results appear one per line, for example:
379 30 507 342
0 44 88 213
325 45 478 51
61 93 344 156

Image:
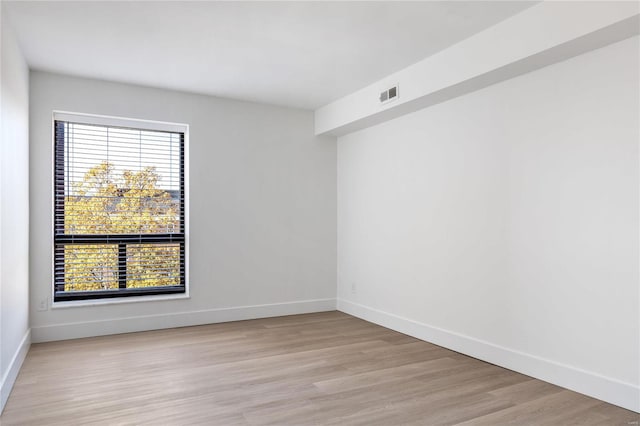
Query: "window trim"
51 111 189 305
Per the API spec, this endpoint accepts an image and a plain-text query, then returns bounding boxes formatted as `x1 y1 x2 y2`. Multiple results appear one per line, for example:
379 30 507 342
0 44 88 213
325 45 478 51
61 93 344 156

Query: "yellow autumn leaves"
63 162 181 291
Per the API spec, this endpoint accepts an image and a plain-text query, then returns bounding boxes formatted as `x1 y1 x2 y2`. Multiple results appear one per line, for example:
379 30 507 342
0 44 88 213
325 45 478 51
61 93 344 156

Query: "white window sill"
51 293 190 309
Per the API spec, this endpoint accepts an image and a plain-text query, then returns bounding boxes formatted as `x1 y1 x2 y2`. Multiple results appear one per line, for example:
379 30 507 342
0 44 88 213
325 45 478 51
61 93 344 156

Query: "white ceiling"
4 1 536 110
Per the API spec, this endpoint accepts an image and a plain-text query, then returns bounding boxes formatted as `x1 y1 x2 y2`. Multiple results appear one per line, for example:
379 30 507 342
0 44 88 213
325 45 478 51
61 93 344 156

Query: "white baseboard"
337 299 640 413
31 298 337 343
0 328 31 415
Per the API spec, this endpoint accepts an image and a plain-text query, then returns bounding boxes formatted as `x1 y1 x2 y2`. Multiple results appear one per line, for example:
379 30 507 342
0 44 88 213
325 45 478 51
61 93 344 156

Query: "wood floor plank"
454 390 626 426
1 311 636 425
487 377 565 404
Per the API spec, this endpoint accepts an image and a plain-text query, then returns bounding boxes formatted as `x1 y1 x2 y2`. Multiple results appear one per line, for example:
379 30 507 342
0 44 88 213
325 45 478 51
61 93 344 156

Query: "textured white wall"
337 37 639 410
0 11 30 412
29 72 336 341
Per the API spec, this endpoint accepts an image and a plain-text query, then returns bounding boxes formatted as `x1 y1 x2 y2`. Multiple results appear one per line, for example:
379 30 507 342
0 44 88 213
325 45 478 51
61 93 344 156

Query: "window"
53 113 187 302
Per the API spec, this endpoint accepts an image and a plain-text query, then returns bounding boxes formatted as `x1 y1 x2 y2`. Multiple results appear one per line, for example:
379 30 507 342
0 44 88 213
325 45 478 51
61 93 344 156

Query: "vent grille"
379 85 399 104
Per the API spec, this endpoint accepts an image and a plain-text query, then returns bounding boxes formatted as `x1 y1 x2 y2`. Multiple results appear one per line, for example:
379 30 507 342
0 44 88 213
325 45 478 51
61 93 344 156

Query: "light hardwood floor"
1 312 638 425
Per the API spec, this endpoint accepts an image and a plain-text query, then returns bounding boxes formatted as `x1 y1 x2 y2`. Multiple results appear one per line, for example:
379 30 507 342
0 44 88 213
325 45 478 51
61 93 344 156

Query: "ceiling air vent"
379 84 399 104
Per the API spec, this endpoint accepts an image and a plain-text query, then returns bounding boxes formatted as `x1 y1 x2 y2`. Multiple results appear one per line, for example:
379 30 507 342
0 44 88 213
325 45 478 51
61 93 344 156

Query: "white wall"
337 36 639 412
0 9 30 413
29 72 336 342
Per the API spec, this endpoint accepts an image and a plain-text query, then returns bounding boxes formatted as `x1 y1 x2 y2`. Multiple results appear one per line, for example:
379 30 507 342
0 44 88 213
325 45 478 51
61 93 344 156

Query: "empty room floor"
1 312 638 425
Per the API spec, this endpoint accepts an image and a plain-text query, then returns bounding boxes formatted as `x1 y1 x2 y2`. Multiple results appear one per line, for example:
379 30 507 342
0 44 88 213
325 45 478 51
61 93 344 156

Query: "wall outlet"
351 282 357 295
37 297 49 311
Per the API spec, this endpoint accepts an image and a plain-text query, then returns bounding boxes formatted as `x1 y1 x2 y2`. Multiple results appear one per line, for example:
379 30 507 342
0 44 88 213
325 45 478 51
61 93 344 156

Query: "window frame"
51 111 189 304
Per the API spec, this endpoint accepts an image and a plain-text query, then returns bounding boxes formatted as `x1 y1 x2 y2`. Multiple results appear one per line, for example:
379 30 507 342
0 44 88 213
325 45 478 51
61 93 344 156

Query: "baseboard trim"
31 298 337 343
0 328 31 414
337 299 640 413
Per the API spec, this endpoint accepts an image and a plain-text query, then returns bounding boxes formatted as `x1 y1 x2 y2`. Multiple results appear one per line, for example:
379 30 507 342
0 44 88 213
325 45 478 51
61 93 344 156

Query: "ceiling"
4 1 536 110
